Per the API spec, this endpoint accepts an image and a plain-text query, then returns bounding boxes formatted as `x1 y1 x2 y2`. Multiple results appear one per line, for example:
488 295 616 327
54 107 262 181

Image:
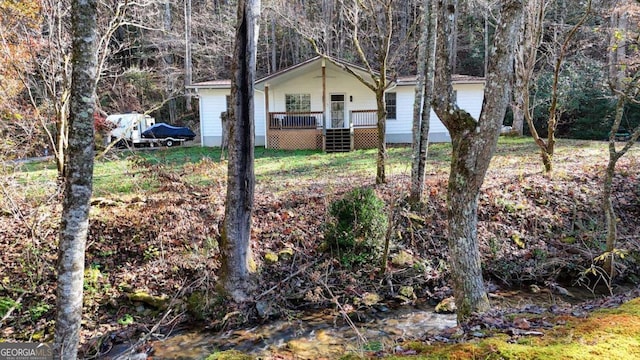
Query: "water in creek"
110 305 456 359
104 285 610 359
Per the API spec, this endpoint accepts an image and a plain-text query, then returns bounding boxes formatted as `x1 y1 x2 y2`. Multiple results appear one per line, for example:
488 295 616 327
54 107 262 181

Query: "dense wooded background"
1 0 639 160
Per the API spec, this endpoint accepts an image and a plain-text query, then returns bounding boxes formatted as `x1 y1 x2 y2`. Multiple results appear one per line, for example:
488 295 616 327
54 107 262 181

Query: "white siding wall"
198 74 484 146
254 91 266 145
325 67 377 116
454 83 484 119
386 82 484 143
198 89 228 146
267 66 377 127
267 73 323 112
387 85 417 138
198 88 266 146
388 85 448 142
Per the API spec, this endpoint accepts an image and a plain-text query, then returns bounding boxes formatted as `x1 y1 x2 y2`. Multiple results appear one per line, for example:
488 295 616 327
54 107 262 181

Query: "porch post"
322 57 327 151
265 83 270 148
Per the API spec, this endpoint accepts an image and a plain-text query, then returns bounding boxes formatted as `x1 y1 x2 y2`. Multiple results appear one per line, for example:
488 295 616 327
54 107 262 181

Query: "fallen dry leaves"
0 141 638 355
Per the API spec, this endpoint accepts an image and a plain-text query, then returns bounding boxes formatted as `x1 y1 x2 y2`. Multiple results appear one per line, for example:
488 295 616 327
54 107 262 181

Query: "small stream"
107 305 456 359
104 286 607 359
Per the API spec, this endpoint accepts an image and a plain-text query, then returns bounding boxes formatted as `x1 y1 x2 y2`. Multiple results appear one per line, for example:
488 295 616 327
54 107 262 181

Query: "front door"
330 94 345 128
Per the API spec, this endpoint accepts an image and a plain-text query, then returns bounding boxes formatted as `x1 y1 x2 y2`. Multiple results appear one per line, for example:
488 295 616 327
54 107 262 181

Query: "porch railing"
268 110 378 129
268 112 323 129
351 110 377 128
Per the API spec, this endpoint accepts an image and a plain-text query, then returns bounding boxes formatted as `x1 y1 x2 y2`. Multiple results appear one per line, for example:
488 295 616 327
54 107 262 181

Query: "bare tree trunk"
55 101 69 175
410 0 436 205
39 0 72 177
336 1 345 58
433 0 522 323
608 7 626 82
602 3 640 276
449 0 458 74
484 11 488 77
510 0 547 137
447 190 488 317
27 0 129 175
376 89 387 185
303 0 394 184
511 0 534 137
530 0 591 173
220 111 229 161
602 149 618 278
220 0 260 302
371 0 394 185
603 2 622 277
164 0 177 123
322 0 334 54
54 0 98 357
185 0 193 112
270 17 277 73
511 105 525 135
602 94 640 278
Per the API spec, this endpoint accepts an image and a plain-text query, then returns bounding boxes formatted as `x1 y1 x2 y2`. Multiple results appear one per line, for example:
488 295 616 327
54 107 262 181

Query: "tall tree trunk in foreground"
433 0 522 323
410 0 436 205
219 0 260 302
54 0 98 357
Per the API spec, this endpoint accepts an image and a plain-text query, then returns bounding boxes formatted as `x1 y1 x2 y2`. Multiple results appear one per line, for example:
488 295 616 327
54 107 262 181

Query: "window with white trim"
385 92 397 120
285 94 311 113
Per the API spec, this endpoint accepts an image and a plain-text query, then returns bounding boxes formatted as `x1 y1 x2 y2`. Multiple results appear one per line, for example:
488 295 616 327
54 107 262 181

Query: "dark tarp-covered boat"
141 123 196 140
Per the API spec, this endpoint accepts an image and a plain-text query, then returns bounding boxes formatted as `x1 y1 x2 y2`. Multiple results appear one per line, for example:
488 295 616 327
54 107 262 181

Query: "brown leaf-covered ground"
0 139 639 357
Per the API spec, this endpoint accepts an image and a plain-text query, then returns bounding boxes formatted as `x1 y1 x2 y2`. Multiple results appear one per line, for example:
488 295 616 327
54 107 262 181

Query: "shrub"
324 187 388 265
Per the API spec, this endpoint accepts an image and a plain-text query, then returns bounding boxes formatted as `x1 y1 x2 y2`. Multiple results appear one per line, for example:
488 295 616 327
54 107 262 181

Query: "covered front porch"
266 110 379 151
256 56 386 152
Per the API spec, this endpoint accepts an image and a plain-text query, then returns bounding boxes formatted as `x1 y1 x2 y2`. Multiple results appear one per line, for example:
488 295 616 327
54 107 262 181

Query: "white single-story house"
187 56 484 151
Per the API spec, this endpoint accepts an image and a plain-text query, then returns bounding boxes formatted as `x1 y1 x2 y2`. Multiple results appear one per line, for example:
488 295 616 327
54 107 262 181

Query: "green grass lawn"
5 137 636 200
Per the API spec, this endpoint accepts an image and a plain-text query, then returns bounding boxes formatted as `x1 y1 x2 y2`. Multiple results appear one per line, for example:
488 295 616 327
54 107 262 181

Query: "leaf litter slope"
0 139 639 353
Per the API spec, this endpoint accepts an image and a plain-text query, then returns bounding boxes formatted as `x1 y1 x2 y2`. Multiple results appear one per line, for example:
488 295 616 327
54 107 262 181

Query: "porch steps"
325 128 352 153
